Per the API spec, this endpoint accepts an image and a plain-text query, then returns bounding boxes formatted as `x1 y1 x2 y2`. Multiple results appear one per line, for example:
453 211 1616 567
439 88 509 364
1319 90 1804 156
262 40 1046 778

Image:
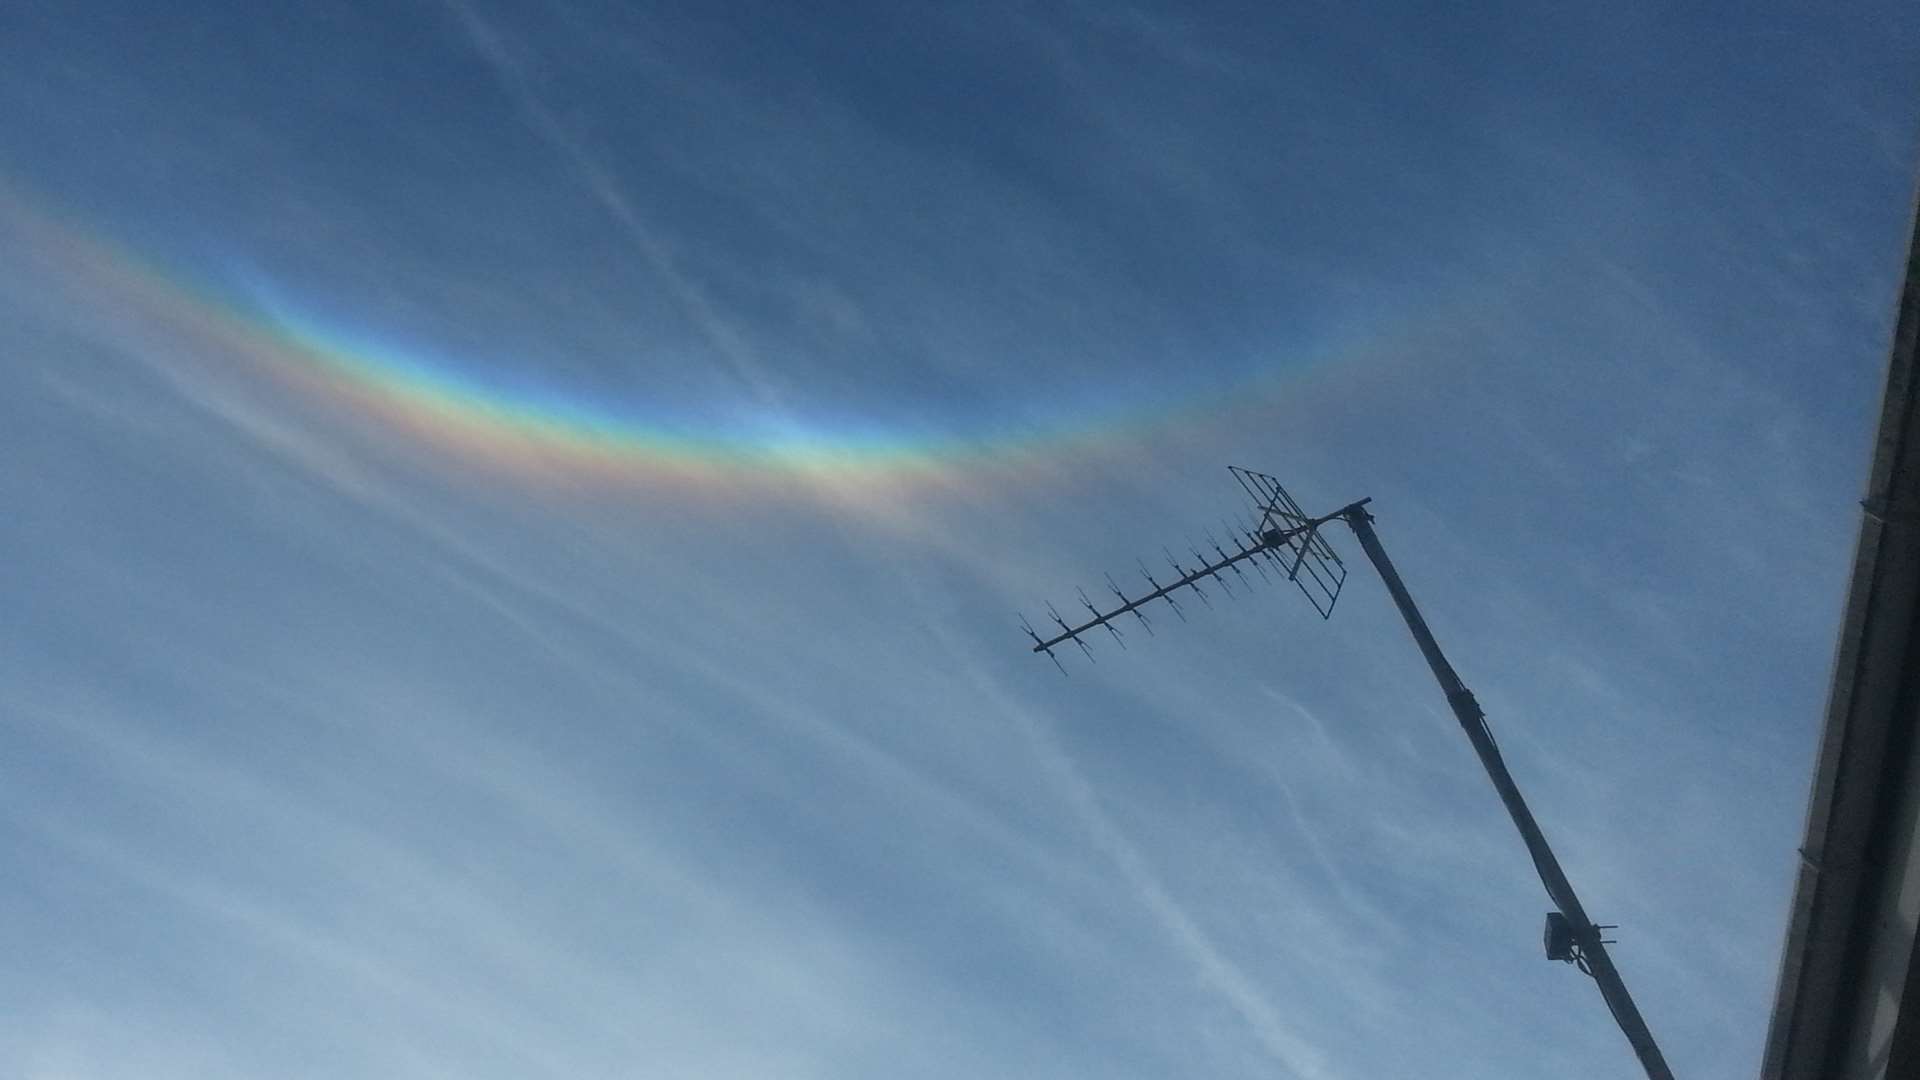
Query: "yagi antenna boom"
1019 465 1674 1080
1024 469 1353 655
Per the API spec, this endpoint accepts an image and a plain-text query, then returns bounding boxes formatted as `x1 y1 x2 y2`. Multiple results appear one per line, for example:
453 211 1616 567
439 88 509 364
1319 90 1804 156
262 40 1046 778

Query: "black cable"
1572 943 1639 1049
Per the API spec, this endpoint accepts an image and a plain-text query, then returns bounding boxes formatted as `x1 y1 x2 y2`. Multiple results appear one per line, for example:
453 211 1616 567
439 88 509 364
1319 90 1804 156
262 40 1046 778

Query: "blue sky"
3 3 1916 1077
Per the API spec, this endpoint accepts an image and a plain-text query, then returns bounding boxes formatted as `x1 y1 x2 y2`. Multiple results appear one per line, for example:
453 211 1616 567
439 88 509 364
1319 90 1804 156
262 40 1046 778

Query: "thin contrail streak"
439 0 789 411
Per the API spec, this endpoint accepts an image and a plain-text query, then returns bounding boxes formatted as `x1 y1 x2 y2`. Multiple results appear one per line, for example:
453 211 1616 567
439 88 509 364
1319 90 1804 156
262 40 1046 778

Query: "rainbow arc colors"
4 188 1390 492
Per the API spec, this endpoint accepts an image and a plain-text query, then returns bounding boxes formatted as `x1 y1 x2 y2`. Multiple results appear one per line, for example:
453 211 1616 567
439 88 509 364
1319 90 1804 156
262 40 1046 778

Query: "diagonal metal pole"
1340 503 1674 1080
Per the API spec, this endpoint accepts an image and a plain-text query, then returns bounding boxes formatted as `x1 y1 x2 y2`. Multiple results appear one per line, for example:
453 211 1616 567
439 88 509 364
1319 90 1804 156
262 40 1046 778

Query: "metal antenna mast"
1023 466 1674 1080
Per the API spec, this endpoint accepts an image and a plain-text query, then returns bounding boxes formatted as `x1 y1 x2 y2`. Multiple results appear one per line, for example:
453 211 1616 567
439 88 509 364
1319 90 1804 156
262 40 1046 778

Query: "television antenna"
1023 466 1674 1080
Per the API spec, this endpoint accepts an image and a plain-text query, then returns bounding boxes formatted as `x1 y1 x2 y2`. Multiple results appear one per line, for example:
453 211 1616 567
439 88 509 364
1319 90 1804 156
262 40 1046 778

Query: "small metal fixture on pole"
1023 466 1674 1080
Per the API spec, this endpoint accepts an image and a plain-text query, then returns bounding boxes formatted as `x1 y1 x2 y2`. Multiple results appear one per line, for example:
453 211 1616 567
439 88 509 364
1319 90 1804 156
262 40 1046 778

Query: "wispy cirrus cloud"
3 4 1916 1080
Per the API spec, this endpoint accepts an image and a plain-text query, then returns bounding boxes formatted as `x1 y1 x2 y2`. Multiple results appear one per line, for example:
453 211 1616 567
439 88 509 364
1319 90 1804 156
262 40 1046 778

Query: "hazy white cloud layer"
3 3 1917 1078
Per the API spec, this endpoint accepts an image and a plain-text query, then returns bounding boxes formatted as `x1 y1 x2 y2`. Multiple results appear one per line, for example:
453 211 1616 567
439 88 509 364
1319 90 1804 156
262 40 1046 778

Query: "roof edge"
1761 189 1920 1078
